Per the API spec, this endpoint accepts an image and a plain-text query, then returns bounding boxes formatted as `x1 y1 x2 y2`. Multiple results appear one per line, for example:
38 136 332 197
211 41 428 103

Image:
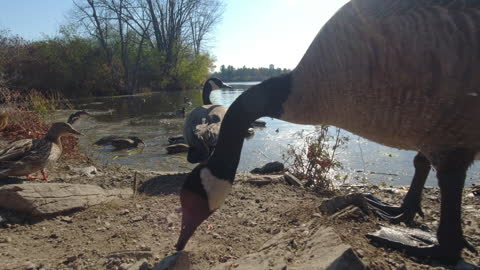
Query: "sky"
0 0 349 70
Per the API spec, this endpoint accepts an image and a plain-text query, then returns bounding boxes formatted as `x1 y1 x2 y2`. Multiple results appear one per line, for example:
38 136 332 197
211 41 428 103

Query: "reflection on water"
56 82 479 187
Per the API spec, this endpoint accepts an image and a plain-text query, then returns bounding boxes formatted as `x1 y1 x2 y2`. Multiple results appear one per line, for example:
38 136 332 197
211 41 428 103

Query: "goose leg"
374 150 477 263
365 152 430 224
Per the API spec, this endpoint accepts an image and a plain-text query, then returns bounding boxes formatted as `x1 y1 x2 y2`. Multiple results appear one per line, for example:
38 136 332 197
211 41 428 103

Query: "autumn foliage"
0 87 84 160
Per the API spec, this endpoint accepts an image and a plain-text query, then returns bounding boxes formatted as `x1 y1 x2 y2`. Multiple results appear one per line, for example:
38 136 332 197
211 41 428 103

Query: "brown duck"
0 122 82 181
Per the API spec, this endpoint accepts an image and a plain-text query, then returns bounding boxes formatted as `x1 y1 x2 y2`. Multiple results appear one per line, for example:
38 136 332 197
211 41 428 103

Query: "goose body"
0 122 81 180
183 78 231 163
177 0 480 263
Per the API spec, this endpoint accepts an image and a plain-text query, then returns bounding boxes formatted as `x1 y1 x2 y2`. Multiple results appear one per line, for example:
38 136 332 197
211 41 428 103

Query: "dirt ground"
0 158 479 270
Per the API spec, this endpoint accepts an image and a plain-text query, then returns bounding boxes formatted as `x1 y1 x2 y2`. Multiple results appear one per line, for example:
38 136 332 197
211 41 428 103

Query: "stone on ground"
212 225 365 270
0 183 132 216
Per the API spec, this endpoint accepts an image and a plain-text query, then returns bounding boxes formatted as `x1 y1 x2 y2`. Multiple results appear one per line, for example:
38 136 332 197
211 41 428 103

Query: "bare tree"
188 0 223 55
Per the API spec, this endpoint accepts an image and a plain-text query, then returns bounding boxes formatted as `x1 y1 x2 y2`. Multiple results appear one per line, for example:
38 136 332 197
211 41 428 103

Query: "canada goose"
183 78 232 163
0 122 82 181
0 112 8 131
111 136 145 150
176 1 480 264
67 110 91 125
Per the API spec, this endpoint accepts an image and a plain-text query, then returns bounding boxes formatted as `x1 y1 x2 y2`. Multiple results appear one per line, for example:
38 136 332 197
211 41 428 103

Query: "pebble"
356 249 365 258
131 216 144 222
24 262 36 270
0 236 12 243
60 216 73 223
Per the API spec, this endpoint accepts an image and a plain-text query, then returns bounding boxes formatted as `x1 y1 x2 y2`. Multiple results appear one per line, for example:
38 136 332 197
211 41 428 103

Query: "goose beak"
175 189 212 251
222 83 233 89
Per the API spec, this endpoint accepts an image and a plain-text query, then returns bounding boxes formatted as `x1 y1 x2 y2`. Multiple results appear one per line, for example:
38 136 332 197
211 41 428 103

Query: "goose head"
45 122 82 141
176 164 232 251
202 77 232 105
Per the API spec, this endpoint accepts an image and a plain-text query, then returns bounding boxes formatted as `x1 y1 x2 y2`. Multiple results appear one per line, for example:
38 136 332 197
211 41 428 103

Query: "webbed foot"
364 193 424 225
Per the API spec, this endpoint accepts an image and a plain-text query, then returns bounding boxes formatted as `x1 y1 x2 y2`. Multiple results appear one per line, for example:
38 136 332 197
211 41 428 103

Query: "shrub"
283 126 349 192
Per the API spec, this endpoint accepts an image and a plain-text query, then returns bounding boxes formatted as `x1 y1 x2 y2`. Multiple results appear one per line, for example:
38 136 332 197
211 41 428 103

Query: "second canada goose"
176 0 480 264
0 122 82 181
183 78 232 163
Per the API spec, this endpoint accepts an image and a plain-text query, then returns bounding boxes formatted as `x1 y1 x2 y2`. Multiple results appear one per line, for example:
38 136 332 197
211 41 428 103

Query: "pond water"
55 82 480 187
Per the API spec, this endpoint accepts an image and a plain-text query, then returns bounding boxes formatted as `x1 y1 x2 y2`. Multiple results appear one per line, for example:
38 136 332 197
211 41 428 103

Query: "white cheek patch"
200 168 232 211
209 80 220 90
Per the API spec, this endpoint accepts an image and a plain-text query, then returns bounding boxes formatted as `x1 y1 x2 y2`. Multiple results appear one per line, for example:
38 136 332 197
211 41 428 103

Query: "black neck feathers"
207 73 292 181
202 82 213 105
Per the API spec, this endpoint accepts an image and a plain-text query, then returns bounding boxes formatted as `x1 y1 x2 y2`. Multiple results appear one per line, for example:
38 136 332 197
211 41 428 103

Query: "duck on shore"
0 122 82 181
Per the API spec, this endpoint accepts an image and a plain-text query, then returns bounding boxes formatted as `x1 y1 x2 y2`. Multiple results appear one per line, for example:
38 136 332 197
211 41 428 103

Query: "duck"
67 110 91 125
0 122 82 181
175 107 186 118
183 78 232 163
176 1 480 264
184 97 192 106
94 135 123 146
111 136 145 150
0 112 8 131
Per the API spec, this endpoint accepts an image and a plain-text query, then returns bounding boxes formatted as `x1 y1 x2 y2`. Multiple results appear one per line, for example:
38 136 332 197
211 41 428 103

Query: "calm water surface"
56 82 480 187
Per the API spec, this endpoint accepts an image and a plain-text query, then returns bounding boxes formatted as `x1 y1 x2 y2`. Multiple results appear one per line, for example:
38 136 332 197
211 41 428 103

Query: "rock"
366 225 438 249
24 262 37 270
131 216 144 222
331 205 367 221
127 259 149 270
455 260 479 270
0 183 132 216
250 161 284 174
0 236 12 243
152 251 190 270
107 250 154 260
168 135 185 145
166 144 189 154
251 120 266 127
319 193 369 215
120 263 133 270
60 216 73 223
212 226 364 270
284 172 302 187
245 175 284 187
69 166 98 177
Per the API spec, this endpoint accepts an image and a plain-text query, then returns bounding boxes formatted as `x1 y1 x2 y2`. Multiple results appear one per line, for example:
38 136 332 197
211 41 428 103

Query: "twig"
132 171 138 198
357 136 366 172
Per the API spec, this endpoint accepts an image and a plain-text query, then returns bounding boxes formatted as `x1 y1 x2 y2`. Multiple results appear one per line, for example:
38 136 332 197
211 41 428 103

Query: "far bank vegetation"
0 0 225 97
